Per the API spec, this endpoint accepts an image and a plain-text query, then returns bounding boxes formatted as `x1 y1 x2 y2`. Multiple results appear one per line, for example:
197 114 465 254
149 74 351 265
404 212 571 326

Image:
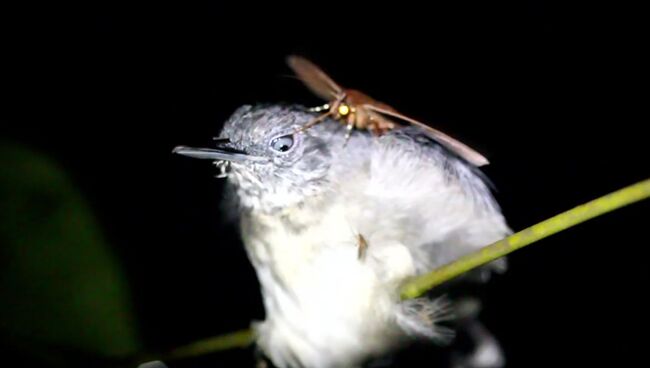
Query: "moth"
287 55 489 166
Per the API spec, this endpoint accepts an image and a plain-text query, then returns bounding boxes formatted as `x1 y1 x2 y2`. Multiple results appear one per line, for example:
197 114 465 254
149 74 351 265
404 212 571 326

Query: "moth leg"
365 110 395 136
342 110 356 145
297 110 332 133
308 103 330 112
368 120 383 137
343 122 354 144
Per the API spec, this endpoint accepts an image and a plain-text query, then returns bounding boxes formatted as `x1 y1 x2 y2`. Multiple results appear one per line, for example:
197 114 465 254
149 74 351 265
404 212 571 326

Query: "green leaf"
0 142 141 359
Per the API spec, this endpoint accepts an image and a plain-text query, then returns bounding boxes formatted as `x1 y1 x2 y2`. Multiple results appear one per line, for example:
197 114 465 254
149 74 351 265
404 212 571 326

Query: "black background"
3 2 648 367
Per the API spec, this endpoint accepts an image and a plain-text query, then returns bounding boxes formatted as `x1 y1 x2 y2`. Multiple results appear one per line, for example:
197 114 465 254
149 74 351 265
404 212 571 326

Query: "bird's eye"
270 134 295 153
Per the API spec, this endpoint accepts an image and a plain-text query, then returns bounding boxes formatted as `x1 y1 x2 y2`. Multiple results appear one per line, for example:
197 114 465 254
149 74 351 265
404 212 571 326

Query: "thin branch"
160 329 253 361
400 178 650 299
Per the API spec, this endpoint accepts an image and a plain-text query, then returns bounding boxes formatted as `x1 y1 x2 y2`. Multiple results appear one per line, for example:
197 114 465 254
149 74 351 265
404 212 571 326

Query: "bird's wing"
337 127 510 275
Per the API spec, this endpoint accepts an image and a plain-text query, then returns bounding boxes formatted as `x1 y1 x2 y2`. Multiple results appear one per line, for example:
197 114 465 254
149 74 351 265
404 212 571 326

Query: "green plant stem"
400 178 650 299
160 178 650 359
162 329 253 361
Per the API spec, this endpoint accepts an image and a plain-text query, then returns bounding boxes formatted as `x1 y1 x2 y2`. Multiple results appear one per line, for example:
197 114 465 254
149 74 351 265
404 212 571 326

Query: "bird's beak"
172 141 268 163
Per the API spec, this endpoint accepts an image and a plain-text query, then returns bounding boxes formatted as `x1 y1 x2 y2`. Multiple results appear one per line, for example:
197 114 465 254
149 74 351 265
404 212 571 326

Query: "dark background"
2 2 648 367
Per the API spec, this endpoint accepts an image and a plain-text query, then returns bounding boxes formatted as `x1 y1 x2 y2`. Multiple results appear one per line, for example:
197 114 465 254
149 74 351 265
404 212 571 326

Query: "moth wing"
287 55 344 101
363 104 489 166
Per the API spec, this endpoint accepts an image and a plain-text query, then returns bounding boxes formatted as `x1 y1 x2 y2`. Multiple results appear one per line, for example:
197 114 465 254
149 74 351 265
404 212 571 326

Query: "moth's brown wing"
286 55 344 101
363 104 489 167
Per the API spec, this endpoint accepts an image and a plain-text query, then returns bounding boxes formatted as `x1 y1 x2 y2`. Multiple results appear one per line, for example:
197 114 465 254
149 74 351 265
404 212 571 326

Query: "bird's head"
174 105 346 213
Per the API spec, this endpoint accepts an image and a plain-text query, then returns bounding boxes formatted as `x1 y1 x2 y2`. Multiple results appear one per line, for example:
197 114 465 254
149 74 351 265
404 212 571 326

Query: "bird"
173 104 511 368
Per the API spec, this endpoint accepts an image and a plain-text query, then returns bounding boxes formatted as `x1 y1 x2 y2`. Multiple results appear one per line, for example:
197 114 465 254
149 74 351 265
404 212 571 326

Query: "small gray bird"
174 105 510 368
